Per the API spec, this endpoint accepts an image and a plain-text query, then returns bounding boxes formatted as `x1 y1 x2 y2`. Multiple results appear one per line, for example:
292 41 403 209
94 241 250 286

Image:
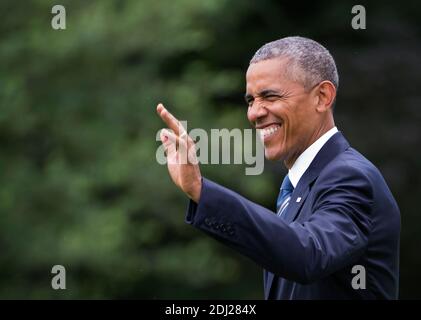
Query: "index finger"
156 103 186 136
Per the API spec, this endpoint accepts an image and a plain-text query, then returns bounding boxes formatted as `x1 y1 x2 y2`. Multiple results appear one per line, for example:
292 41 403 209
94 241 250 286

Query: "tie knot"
280 174 294 192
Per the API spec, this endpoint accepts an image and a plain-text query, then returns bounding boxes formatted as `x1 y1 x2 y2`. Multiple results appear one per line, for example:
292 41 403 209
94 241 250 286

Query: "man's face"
246 57 320 166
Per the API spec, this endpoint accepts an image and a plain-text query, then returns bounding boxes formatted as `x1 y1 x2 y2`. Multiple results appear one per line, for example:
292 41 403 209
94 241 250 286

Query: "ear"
315 81 336 113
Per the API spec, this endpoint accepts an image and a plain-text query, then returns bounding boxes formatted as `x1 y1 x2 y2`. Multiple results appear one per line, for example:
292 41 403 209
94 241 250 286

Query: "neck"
284 120 335 169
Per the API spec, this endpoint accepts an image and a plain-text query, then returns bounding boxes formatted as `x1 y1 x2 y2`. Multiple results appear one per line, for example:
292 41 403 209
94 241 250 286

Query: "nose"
247 101 268 124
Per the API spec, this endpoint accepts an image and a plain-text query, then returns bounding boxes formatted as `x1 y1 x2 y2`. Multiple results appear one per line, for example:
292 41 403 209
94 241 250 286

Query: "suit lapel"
283 184 311 223
284 132 350 223
266 132 350 299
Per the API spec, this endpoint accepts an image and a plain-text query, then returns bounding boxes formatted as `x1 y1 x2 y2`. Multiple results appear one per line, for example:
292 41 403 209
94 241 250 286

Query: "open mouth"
258 123 282 142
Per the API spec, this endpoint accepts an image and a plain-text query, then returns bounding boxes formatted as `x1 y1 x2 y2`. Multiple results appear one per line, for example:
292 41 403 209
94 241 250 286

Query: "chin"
264 148 284 161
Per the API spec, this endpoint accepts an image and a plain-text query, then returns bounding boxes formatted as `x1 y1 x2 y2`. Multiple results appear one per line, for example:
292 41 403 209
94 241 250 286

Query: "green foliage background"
0 0 420 298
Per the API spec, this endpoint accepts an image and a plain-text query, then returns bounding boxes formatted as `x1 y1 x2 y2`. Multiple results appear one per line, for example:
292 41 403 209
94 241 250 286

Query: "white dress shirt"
288 127 338 188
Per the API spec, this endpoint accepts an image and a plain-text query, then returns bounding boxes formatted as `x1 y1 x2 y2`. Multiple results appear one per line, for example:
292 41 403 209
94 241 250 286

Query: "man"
156 36 400 299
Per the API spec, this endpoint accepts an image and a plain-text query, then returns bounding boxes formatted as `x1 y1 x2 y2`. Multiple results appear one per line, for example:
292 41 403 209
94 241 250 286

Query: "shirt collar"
288 127 338 188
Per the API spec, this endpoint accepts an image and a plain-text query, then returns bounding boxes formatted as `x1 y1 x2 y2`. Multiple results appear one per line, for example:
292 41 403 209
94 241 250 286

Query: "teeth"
259 124 281 139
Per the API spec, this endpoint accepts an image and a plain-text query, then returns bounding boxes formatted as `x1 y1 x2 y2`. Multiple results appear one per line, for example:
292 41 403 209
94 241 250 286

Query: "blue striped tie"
276 174 294 218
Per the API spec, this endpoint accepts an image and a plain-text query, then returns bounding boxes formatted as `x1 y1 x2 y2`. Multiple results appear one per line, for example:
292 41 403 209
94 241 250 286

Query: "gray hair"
250 36 339 90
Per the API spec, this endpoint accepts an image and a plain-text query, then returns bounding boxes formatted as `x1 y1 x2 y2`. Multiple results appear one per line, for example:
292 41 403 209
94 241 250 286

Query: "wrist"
189 177 202 203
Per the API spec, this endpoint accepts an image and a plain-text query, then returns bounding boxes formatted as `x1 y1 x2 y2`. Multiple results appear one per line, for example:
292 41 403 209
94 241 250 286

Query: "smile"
258 124 281 138
258 124 282 142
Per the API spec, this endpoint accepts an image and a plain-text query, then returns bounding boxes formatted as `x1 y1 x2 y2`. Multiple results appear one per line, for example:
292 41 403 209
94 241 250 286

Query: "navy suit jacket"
186 132 400 299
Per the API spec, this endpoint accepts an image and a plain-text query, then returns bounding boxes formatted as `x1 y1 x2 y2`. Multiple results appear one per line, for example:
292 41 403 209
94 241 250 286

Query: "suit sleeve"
185 164 374 284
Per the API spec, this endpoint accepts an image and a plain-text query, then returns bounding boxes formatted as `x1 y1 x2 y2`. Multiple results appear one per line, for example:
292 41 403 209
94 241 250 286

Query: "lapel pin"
296 197 302 203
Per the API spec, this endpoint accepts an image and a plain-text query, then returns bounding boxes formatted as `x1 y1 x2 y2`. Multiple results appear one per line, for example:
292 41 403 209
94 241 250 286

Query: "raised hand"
156 103 202 203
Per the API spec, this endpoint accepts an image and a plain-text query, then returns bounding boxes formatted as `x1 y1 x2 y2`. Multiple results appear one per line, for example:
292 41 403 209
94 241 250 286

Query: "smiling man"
157 36 400 299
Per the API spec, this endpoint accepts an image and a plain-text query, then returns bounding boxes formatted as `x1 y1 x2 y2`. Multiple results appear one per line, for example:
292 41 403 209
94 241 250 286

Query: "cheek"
277 113 299 150
279 123 291 149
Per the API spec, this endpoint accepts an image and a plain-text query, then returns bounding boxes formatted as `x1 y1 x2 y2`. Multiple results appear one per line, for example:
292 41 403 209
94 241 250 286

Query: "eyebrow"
244 89 285 102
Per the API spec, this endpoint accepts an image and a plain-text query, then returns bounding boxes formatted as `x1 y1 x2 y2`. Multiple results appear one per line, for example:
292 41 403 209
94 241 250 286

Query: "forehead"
246 57 294 92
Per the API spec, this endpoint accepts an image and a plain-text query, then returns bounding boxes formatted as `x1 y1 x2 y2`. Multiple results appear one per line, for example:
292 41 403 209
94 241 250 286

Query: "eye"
246 98 254 107
265 95 280 101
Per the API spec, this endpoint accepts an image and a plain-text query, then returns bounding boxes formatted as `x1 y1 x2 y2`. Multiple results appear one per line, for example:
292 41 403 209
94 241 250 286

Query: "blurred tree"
0 0 420 299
